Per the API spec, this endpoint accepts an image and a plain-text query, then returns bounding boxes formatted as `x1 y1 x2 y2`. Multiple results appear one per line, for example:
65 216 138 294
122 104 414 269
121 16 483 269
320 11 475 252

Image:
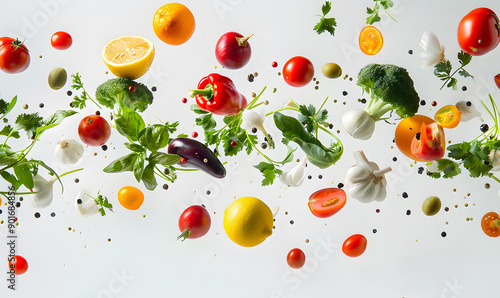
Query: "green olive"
422 196 441 216
48 67 67 90
321 63 342 79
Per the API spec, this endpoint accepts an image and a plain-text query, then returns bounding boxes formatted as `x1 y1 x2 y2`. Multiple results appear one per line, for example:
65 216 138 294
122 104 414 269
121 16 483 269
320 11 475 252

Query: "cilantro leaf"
436 159 461 178
88 192 114 216
314 1 337 36
458 50 472 67
15 113 43 139
366 4 381 25
0 125 20 139
434 51 474 90
70 73 102 109
254 162 283 186
463 155 491 178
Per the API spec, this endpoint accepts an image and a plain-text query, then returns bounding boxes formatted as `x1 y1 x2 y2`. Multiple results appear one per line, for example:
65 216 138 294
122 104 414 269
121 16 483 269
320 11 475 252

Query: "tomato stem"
177 228 191 241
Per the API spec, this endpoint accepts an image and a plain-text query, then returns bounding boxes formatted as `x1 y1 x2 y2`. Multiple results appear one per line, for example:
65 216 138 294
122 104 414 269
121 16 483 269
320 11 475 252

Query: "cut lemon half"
102 35 155 80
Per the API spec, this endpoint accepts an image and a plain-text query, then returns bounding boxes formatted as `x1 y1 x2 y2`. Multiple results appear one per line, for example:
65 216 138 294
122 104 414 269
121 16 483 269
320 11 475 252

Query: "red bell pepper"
411 122 445 161
188 73 247 116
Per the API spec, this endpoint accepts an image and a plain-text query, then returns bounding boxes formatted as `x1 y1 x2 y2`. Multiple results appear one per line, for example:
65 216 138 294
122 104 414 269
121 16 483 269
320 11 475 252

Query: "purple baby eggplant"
167 137 226 178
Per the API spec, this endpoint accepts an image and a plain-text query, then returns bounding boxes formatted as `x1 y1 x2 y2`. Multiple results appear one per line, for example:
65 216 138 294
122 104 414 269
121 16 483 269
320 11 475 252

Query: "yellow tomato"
359 26 383 55
395 115 434 161
435 105 461 128
117 186 144 210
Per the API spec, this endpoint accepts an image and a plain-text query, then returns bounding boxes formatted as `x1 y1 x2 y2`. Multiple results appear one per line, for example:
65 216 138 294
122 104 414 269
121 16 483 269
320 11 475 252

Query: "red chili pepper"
410 122 445 161
188 73 247 116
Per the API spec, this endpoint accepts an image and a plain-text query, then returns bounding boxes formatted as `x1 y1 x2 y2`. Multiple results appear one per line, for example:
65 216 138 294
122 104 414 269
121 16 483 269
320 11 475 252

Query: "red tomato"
8 255 28 275
457 8 500 56
177 205 211 241
308 188 346 218
286 248 306 269
51 31 72 50
495 74 500 89
395 115 435 162
282 56 314 87
481 212 500 237
0 37 30 74
342 234 367 257
78 115 111 146
410 122 445 161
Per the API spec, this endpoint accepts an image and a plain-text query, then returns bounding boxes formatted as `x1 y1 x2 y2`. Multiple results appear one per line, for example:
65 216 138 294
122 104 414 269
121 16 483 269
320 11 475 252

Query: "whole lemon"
223 196 273 247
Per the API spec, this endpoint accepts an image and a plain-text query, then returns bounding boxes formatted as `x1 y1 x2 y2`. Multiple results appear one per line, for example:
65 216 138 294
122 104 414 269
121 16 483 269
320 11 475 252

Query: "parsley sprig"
70 73 102 109
366 0 397 25
433 51 473 90
429 94 500 183
85 191 113 216
313 1 337 36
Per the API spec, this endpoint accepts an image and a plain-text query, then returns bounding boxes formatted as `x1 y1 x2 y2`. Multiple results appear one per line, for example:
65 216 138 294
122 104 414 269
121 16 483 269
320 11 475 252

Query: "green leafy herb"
70 73 102 109
366 0 396 25
313 1 337 36
433 51 473 90
254 162 283 186
86 191 114 216
15 113 43 139
298 104 328 134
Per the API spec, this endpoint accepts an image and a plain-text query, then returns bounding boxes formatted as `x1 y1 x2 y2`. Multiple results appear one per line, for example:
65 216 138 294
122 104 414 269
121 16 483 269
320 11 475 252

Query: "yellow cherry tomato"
434 105 461 128
359 26 383 55
395 115 434 161
117 186 144 210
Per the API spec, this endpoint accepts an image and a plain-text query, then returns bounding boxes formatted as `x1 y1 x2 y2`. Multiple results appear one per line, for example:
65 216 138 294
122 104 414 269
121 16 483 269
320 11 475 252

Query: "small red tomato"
282 56 314 87
495 74 500 89
8 255 28 275
287 248 306 269
481 212 500 237
308 188 346 218
78 115 111 146
457 8 500 56
51 31 72 50
342 234 367 257
177 205 211 241
0 37 30 74
410 122 445 161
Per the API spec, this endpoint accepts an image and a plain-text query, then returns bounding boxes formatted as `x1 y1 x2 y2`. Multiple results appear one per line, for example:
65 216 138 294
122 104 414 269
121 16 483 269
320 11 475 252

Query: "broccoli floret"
357 63 420 121
95 78 153 112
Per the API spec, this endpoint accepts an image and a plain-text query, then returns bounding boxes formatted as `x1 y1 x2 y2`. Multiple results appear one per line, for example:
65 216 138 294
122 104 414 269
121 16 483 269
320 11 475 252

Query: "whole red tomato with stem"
8 255 28 275
282 56 314 87
0 37 30 74
51 31 72 50
78 115 111 146
177 205 211 241
286 248 306 269
342 234 367 257
457 7 500 56
308 188 346 218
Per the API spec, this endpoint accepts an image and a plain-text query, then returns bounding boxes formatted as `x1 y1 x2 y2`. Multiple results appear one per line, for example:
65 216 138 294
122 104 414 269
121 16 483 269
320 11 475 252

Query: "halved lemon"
102 35 155 80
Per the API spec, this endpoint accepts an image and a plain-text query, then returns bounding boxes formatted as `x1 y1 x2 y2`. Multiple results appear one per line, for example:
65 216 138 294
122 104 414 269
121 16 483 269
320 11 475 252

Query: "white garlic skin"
456 101 481 122
29 175 55 208
55 138 84 164
342 109 375 140
75 190 99 217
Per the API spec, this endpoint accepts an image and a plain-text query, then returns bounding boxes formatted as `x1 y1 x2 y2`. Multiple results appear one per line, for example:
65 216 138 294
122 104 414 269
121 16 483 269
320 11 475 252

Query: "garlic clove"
280 157 307 187
29 175 56 208
489 150 500 172
455 101 482 122
55 138 84 165
75 190 99 216
342 109 375 140
419 31 446 68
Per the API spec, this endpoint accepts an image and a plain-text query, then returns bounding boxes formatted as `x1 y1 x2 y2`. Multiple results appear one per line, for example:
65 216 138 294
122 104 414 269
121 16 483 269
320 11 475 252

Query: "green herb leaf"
88 191 113 216
195 113 217 131
138 124 170 152
254 162 283 186
124 142 145 152
0 96 17 120
436 159 461 178
149 152 181 166
366 4 381 25
103 152 140 173
1 171 21 189
13 163 33 189
0 125 20 139
321 0 331 15
458 50 472 67
15 113 43 139
141 163 157 190
314 1 337 36
36 110 77 136
113 103 145 142
133 152 146 182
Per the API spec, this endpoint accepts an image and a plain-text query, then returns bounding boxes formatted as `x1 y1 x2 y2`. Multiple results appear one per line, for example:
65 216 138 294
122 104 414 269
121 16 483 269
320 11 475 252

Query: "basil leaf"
1 171 21 189
149 152 180 166
141 163 157 190
113 103 145 141
103 152 139 173
37 110 77 136
124 142 145 153
138 124 170 152
133 152 146 182
14 163 33 189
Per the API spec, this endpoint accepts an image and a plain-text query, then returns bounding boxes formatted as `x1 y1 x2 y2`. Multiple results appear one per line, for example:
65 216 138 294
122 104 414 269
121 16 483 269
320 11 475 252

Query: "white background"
0 0 500 297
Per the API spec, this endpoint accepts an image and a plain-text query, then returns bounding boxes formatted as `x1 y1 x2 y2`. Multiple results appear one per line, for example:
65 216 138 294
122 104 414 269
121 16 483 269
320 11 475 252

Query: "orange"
359 26 383 55
117 186 144 210
153 3 195 45
394 115 434 162
102 35 154 80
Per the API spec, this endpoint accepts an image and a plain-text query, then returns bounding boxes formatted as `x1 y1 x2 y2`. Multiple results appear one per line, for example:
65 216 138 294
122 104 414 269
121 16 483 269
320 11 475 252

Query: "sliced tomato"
434 105 461 129
481 212 500 237
308 188 346 218
395 115 434 161
410 122 445 161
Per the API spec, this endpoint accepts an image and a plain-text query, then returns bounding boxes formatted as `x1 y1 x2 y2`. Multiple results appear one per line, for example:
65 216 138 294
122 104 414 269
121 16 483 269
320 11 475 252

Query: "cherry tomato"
359 26 383 55
51 31 72 50
308 188 346 218
8 255 28 275
0 37 30 74
286 248 306 269
457 8 500 56
395 115 435 162
434 105 461 129
481 212 500 237
342 234 367 257
282 56 314 87
410 122 445 161
177 205 211 241
495 73 500 89
78 115 111 146
117 186 144 210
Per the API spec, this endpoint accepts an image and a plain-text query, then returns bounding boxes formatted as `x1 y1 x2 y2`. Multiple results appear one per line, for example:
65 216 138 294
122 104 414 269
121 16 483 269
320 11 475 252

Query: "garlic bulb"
280 157 307 187
75 190 99 217
345 151 392 203
455 101 482 122
29 175 56 208
342 109 375 140
420 31 446 68
55 138 84 164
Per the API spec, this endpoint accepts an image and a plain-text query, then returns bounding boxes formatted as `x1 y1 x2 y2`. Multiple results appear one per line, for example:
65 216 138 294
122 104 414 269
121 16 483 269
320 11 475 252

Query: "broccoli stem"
365 96 394 121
